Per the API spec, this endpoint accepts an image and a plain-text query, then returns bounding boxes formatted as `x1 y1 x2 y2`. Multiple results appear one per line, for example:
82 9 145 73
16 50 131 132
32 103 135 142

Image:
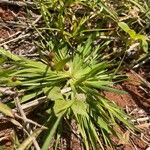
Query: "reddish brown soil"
105 71 150 109
105 71 150 150
0 3 35 56
0 3 150 150
0 120 14 150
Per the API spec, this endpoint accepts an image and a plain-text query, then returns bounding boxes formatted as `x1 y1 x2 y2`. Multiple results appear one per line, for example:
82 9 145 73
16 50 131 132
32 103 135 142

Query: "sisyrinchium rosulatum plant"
0 37 136 150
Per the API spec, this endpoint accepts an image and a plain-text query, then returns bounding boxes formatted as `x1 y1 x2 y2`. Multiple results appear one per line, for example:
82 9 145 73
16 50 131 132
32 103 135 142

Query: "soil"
0 2 150 150
104 70 150 150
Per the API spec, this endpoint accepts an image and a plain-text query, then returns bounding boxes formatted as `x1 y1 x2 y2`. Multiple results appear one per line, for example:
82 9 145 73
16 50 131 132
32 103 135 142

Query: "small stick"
0 0 34 7
0 87 16 95
131 117 150 123
14 113 47 130
0 15 42 47
131 70 150 89
13 96 47 114
14 97 41 150
0 33 30 47
0 31 21 44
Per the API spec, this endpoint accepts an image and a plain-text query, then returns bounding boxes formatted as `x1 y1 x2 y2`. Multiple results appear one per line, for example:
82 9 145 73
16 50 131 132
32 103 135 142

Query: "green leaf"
80 36 92 57
142 39 148 53
98 86 128 94
118 22 136 38
71 100 88 116
55 57 71 71
0 48 22 61
118 22 149 51
74 62 108 84
97 117 111 133
98 1 117 20
83 117 98 150
42 115 63 150
43 87 64 101
21 91 43 103
75 116 90 150
84 80 112 89
53 99 74 116
0 102 14 118
72 16 88 36
111 109 134 129
88 119 104 150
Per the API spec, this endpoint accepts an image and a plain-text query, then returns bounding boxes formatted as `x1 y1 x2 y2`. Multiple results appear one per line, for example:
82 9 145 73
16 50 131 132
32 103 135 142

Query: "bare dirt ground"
0 2 150 150
105 70 150 150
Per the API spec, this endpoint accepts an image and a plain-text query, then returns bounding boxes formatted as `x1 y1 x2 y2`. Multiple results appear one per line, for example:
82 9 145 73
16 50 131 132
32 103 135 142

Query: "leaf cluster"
0 37 135 149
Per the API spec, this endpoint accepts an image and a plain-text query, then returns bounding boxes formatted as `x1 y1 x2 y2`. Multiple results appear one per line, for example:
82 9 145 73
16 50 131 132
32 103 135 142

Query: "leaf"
71 100 88 116
43 87 64 101
118 22 149 51
101 129 113 149
21 91 43 103
72 16 88 36
142 39 148 53
0 48 22 61
42 115 63 150
0 102 14 118
118 22 131 33
75 116 90 150
74 62 108 84
83 117 98 150
118 22 136 38
55 57 71 71
80 36 92 57
17 128 42 150
98 86 128 94
98 1 117 20
0 48 47 70
53 99 74 116
97 117 111 133
84 80 112 89
89 119 105 150
110 109 134 129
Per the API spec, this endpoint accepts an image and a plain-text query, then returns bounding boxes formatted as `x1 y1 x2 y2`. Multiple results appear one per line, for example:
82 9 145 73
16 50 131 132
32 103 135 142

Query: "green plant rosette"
0 37 135 150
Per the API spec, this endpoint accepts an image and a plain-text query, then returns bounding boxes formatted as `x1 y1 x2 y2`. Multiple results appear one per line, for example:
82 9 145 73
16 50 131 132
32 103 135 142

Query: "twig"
0 14 42 47
131 117 150 123
130 70 150 89
141 133 149 145
0 33 31 47
129 108 138 115
14 113 47 130
130 139 138 150
13 96 47 114
133 55 150 69
21 54 39 57
0 87 16 95
0 0 34 7
0 31 22 44
0 136 8 142
126 43 140 53
14 97 41 150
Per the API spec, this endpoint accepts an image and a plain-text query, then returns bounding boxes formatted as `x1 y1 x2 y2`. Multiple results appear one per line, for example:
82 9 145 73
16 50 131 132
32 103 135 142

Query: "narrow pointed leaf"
0 102 14 118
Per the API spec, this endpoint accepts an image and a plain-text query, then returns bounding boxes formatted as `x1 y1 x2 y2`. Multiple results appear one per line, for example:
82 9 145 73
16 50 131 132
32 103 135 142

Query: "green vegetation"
35 0 149 64
0 38 134 149
0 0 149 149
